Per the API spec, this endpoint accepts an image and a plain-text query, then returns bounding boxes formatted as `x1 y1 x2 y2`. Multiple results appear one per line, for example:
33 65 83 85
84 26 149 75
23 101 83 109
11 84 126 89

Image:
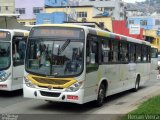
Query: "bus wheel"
95 83 106 107
133 76 140 92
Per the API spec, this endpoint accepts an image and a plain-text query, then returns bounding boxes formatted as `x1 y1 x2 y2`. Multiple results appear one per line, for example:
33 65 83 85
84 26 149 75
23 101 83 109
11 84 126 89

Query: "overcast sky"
122 0 146 3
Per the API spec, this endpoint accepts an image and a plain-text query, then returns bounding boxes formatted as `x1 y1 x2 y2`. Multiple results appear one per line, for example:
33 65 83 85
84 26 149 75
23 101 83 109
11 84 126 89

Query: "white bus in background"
23 24 151 106
0 29 29 91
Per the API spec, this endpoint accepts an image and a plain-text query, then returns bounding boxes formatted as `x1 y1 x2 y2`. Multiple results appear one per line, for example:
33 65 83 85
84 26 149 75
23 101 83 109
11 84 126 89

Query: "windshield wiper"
58 39 71 55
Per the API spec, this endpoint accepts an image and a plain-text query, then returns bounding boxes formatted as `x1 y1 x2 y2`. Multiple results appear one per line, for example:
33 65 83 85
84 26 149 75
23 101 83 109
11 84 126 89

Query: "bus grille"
32 77 71 85
40 91 61 97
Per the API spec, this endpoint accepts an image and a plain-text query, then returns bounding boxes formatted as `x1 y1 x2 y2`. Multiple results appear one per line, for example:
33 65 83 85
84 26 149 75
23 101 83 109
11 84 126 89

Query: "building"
112 20 144 40
15 0 45 25
79 0 126 20
44 5 113 31
127 16 160 50
0 0 15 14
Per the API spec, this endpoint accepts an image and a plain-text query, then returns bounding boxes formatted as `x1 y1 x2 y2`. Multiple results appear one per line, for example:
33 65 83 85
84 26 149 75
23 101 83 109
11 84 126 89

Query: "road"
0 72 159 120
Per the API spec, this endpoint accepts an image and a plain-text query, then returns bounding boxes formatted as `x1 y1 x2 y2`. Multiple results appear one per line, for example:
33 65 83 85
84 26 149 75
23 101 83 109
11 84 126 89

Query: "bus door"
127 43 137 87
12 36 26 89
85 36 99 98
119 42 130 89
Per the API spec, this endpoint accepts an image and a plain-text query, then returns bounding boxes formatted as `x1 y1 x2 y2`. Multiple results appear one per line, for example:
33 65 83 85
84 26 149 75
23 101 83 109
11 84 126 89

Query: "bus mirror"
90 53 95 64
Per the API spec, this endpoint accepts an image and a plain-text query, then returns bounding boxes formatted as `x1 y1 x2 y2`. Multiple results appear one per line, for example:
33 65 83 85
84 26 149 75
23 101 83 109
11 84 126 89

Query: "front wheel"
95 83 106 107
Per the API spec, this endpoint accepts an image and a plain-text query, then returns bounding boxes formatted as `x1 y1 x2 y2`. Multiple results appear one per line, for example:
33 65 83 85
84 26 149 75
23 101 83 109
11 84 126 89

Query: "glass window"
140 20 147 26
112 41 119 62
129 43 136 62
142 45 147 62
101 39 110 63
16 8 25 14
33 7 43 14
136 45 141 62
120 42 128 62
128 20 134 25
0 42 10 70
86 35 99 73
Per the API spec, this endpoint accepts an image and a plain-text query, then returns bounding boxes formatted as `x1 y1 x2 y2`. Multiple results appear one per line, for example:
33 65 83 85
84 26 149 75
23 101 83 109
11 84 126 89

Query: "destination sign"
0 31 11 41
30 27 84 39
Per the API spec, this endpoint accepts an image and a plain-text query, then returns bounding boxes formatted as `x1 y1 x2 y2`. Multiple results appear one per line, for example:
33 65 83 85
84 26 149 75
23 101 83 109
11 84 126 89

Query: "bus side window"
112 41 119 62
86 35 99 73
129 43 136 62
142 45 147 62
101 39 110 63
119 42 129 62
136 44 141 62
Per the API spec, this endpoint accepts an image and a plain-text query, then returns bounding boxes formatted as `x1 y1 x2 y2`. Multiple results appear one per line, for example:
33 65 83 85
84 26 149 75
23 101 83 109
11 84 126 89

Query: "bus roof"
32 24 150 46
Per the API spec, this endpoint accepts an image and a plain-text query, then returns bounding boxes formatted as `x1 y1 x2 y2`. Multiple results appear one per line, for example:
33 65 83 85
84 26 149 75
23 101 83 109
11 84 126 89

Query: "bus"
0 29 29 91
23 24 151 106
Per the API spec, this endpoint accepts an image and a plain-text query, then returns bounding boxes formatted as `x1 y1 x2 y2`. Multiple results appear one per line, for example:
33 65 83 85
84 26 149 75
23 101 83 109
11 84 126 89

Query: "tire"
95 83 106 107
133 76 140 92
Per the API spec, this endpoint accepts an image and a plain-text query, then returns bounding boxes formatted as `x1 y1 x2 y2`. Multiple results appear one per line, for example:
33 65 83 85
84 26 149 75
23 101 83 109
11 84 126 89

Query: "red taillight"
67 95 78 100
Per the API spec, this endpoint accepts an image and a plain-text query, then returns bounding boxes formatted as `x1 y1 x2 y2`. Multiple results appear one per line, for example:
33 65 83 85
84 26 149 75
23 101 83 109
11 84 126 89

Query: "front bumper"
23 84 84 104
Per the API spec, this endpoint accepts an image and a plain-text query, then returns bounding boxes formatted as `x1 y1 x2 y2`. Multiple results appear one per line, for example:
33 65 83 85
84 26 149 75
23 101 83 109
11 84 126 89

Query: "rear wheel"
95 83 106 107
133 76 140 92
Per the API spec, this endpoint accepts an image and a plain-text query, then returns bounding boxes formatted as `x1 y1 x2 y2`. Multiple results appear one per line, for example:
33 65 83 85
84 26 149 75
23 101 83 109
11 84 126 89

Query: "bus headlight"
0 72 11 82
24 76 35 88
65 81 83 92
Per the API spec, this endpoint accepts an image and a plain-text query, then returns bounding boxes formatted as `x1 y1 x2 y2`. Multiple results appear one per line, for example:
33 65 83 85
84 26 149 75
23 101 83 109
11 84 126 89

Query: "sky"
122 0 146 3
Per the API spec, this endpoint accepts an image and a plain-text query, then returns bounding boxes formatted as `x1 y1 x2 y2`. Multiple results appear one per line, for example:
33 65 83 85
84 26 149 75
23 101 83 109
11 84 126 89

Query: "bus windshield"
0 42 10 70
26 38 84 77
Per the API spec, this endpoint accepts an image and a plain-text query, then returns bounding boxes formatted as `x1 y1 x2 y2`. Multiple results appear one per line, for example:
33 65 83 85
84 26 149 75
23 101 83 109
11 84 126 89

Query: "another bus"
0 29 29 91
23 24 151 106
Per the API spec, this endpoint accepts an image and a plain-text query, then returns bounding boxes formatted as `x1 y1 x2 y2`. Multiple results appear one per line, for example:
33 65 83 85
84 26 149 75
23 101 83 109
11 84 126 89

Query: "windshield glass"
26 39 84 77
0 42 11 70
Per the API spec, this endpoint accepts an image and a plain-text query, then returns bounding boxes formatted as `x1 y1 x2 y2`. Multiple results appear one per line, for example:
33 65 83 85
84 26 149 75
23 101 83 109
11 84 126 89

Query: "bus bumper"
23 84 84 104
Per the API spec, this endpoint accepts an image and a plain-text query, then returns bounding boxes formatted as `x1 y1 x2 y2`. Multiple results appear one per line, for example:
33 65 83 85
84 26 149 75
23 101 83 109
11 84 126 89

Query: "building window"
33 7 43 14
140 20 147 26
128 20 134 25
20 22 25 25
29 22 36 25
16 8 25 14
5 6 8 11
77 12 87 18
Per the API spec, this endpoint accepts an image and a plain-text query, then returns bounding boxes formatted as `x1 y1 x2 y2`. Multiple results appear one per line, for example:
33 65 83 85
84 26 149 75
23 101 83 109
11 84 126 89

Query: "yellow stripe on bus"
27 74 77 88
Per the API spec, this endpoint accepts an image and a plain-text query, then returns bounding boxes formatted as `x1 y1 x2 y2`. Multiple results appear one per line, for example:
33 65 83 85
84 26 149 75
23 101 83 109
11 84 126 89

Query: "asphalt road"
0 72 159 120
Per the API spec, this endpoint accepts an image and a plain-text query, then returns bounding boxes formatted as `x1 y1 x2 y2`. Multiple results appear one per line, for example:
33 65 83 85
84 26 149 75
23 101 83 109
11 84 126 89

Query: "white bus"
23 24 151 106
0 29 29 91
